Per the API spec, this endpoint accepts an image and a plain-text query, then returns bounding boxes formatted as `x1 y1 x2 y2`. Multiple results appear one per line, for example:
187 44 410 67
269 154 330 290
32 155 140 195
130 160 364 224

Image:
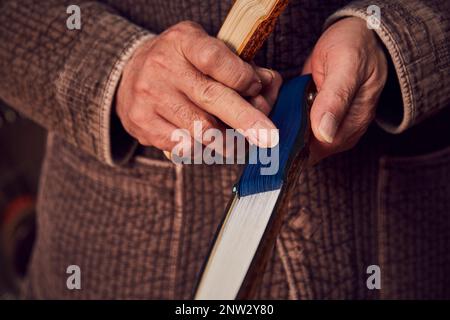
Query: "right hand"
116 21 282 155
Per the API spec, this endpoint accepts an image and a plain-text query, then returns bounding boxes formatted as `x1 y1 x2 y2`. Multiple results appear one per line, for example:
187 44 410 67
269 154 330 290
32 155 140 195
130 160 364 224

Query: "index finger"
178 67 279 148
180 24 262 97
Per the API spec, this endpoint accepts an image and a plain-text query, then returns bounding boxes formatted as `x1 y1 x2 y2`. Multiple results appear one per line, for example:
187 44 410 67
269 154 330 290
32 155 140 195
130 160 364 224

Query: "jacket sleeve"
324 0 450 134
0 0 154 166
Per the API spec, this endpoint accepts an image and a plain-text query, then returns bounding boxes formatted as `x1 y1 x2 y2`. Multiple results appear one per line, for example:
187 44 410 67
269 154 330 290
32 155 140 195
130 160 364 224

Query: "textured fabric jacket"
0 0 449 299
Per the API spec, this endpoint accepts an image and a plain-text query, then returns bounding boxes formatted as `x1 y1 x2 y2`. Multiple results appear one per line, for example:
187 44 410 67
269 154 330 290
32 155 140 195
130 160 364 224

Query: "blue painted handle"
237 74 312 197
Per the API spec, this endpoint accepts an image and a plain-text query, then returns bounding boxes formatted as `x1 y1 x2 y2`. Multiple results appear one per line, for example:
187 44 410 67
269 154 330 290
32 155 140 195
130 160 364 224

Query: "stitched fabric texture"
0 0 449 299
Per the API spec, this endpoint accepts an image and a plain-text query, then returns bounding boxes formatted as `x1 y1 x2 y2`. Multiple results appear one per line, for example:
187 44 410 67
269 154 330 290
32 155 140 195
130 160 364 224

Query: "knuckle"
176 20 201 32
162 27 182 42
164 22 197 40
171 103 196 123
198 82 225 106
132 79 150 96
234 106 251 124
230 64 252 89
170 102 185 116
331 86 353 107
181 69 204 84
198 43 223 71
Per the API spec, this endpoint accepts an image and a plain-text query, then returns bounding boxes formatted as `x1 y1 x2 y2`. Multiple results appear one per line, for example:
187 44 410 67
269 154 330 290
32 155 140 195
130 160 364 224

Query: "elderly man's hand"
303 17 388 163
117 21 282 153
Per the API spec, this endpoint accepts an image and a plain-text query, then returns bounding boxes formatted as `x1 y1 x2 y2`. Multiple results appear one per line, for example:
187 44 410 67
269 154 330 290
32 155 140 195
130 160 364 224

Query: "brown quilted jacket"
0 0 449 299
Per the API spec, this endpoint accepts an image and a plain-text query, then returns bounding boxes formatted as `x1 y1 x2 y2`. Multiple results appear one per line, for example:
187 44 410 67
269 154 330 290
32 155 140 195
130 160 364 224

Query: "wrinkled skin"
117 18 387 163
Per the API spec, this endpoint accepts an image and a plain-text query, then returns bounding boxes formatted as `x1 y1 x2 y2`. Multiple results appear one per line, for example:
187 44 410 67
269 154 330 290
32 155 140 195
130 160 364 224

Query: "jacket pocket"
377 146 450 299
33 135 179 299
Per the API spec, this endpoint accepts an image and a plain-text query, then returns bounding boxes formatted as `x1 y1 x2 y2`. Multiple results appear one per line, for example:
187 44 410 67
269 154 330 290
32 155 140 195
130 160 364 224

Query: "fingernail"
318 111 338 143
249 120 279 148
268 128 280 148
258 68 274 85
247 80 262 97
247 130 259 146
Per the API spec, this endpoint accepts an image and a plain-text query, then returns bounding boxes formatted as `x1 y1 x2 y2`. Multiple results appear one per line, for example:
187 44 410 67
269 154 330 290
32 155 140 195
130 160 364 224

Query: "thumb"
310 62 360 144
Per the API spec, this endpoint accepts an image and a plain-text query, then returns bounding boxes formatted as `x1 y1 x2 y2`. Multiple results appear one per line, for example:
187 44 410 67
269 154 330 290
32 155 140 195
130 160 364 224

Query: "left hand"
302 17 388 163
